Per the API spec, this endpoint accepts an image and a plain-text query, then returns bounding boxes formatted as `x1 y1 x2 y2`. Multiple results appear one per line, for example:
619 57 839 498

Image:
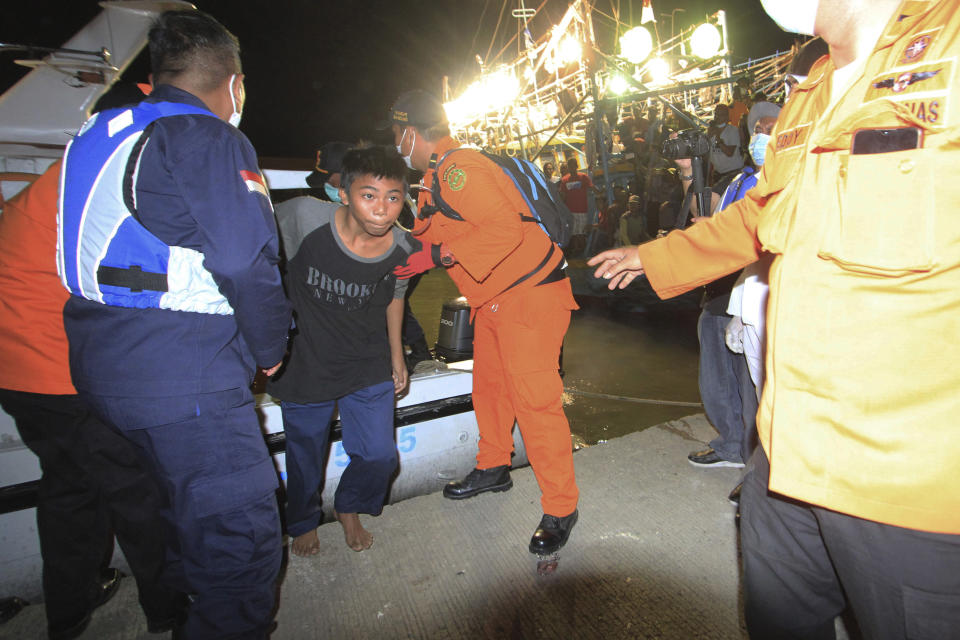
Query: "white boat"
0 2 520 602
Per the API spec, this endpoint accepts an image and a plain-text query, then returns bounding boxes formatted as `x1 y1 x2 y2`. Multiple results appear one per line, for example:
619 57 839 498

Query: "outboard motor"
435 297 473 362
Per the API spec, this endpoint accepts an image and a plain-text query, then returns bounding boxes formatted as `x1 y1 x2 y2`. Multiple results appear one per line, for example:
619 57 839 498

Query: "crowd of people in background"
554 72 813 258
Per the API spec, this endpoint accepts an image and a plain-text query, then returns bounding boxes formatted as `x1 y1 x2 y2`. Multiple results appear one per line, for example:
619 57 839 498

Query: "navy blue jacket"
64 84 291 398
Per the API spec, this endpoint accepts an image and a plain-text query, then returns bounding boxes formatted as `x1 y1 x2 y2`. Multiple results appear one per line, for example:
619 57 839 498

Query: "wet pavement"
408 265 704 446
1 265 732 639
0 413 749 640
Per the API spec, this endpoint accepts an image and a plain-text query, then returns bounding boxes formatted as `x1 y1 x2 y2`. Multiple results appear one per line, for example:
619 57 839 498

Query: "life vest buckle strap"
97 265 168 293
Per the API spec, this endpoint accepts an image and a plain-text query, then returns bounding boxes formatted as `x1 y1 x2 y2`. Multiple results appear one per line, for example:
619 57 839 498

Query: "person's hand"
669 133 692 171
393 243 455 279
262 361 283 377
587 246 645 290
392 358 409 395
690 215 709 224
725 316 745 354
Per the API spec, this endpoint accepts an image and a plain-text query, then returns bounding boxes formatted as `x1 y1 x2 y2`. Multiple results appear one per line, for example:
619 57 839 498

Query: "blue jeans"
281 380 398 537
698 305 758 464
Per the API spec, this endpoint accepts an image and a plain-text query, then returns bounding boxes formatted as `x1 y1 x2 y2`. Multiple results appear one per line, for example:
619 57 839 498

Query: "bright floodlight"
690 23 722 58
608 75 629 95
558 35 582 65
485 69 520 107
443 69 520 125
646 57 671 85
620 26 653 64
443 99 465 125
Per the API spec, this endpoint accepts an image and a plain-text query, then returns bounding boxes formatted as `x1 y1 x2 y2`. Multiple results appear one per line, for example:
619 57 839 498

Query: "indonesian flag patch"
240 170 269 198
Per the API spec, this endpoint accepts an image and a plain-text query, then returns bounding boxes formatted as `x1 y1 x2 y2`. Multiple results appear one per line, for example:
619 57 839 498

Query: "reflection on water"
408 269 703 446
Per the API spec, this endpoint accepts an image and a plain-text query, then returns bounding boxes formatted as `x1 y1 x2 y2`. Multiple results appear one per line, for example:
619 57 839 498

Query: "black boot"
529 509 578 555
442 465 512 500
49 568 123 640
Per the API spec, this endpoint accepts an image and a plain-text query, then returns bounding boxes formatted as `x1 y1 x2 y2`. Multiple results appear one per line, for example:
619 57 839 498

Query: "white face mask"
749 133 771 167
228 74 243 128
760 0 819 35
396 128 416 170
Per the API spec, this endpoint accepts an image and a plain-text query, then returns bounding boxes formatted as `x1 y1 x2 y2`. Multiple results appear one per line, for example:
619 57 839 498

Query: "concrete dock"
0 413 749 639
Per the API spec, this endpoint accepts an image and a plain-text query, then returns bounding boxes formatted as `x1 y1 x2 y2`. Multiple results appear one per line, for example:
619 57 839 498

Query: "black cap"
306 141 351 188
384 90 447 129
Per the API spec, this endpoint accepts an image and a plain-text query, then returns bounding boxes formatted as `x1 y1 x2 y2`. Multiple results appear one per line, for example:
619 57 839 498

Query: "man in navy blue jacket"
60 10 290 639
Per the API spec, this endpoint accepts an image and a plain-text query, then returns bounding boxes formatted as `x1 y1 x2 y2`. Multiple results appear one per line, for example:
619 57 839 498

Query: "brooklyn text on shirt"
305 267 387 309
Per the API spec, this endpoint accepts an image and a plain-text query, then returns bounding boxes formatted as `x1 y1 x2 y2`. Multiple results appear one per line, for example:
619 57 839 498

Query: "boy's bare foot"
334 510 373 551
291 529 320 557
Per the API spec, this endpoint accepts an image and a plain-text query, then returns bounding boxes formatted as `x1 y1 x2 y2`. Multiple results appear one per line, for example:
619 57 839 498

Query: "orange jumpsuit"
0 160 75 395
416 137 579 517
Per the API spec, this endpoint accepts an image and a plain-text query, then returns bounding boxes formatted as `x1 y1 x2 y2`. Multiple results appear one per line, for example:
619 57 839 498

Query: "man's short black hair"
789 37 829 77
92 83 147 114
149 10 241 92
340 145 409 195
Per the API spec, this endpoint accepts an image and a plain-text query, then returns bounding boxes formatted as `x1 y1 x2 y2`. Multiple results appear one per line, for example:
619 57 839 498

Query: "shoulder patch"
442 162 467 191
241 169 269 198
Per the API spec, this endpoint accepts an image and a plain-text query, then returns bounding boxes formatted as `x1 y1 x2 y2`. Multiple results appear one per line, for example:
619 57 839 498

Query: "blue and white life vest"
58 101 234 315
718 166 758 211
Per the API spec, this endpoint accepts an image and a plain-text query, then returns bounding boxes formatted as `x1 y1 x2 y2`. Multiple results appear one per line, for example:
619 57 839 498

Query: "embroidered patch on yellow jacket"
775 122 812 152
864 58 952 126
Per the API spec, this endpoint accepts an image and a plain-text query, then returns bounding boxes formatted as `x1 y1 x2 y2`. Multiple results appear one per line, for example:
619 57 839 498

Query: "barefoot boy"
268 145 416 554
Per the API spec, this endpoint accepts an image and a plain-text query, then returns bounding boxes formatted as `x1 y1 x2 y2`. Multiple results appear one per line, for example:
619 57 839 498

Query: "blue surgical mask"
749 133 770 167
324 182 342 203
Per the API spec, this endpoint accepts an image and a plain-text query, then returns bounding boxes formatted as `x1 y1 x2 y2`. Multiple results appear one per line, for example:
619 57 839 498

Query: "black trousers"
0 389 179 631
741 447 960 640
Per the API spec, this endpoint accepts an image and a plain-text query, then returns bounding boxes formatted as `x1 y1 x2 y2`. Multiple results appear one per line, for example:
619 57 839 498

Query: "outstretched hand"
587 246 645 290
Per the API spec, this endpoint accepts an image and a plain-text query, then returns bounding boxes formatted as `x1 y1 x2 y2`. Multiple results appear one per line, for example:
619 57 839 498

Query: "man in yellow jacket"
591 0 960 636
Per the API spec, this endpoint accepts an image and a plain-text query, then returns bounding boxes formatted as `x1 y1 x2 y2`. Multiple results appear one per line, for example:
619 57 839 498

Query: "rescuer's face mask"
324 182 342 203
760 0 819 36
396 128 416 170
228 74 243 128
749 133 771 167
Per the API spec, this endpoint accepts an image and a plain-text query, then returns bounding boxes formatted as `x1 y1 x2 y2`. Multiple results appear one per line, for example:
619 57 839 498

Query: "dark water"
407 269 703 446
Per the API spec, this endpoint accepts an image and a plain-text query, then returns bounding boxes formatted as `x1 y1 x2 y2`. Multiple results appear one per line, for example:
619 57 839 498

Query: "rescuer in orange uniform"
388 90 579 555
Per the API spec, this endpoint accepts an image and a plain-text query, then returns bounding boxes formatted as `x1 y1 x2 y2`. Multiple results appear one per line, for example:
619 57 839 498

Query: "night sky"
2 0 796 159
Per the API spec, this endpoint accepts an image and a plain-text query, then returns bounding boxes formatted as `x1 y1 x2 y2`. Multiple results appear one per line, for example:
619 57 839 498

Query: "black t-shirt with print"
267 196 418 403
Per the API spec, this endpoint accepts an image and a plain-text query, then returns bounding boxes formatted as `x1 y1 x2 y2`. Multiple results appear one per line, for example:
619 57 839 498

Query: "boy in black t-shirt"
268 146 418 555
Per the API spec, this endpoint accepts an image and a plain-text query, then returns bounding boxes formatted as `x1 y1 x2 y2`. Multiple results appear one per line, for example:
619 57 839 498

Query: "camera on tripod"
660 128 712 159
